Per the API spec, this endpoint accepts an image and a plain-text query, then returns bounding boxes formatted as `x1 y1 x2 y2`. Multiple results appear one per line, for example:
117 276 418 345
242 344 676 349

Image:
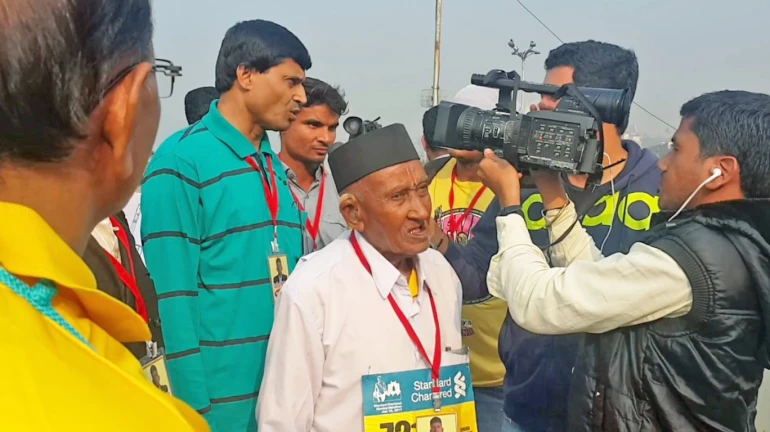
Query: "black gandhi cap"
328 123 419 194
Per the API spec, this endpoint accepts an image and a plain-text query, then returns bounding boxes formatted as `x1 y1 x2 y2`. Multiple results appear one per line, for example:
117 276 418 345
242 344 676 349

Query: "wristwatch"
430 233 447 250
498 205 524 218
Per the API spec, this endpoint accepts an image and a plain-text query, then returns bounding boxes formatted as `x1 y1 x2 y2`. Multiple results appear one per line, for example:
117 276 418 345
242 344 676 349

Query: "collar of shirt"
0 202 150 342
282 159 325 186
92 217 120 260
202 99 273 160
351 231 430 299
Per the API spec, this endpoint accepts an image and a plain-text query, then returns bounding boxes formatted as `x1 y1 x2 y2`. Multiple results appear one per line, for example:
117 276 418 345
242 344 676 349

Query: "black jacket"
569 199 770 431
82 211 163 359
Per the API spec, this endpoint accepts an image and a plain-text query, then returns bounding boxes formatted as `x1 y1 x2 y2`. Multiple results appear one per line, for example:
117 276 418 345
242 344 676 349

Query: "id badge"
140 343 173 395
268 238 290 300
361 354 478 432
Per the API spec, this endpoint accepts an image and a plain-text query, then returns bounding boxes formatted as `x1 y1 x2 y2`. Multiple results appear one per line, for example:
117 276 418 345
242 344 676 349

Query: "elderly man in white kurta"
256 124 478 431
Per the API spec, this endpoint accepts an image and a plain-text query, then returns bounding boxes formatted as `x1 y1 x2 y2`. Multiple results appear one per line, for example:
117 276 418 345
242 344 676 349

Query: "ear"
339 193 364 232
704 156 741 191
236 65 256 91
421 136 429 152
103 62 155 180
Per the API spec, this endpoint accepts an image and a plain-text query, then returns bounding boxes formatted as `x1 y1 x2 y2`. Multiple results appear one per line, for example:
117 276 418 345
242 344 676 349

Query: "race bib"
362 363 477 432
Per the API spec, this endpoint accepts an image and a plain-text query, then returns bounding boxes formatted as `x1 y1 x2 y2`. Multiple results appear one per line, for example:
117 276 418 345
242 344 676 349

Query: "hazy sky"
152 0 769 151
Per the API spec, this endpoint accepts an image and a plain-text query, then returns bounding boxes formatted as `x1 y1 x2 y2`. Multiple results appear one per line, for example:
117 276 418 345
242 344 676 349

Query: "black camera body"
433 69 632 183
343 116 383 139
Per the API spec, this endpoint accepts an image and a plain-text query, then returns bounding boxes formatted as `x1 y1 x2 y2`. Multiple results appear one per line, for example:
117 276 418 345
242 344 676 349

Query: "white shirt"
92 218 120 260
487 202 693 335
256 232 464 432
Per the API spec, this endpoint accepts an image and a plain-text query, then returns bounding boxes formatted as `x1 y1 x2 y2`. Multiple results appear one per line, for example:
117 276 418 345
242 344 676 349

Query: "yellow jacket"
0 203 209 431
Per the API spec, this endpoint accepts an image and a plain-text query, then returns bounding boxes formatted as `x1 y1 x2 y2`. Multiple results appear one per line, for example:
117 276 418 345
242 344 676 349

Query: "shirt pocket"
320 205 349 242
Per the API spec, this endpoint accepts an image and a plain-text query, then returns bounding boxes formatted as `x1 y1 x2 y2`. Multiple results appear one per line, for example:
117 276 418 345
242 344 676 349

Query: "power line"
515 0 564 44
514 0 677 131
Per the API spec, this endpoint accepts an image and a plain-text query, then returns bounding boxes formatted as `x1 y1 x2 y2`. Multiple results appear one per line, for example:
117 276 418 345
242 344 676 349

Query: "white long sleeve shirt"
256 232 464 432
487 202 693 335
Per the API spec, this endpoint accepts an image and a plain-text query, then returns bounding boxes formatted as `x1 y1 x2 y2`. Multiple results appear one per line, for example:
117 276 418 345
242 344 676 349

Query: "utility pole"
508 40 540 111
432 0 443 106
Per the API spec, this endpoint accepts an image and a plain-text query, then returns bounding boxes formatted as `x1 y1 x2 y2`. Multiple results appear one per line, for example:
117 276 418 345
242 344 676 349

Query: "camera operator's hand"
478 149 522 208
531 169 570 210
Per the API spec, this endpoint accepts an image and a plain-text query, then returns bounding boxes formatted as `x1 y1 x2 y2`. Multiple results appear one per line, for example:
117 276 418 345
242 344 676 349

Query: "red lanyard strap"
104 216 148 323
288 170 326 250
447 166 487 240
349 233 442 398
246 155 280 237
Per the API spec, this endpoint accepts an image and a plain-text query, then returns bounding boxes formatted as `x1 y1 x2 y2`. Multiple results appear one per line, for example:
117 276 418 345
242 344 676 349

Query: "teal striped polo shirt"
141 101 304 432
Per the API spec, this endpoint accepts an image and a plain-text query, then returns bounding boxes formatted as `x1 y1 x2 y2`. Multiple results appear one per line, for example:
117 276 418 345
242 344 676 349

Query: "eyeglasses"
102 58 183 100
153 58 182 99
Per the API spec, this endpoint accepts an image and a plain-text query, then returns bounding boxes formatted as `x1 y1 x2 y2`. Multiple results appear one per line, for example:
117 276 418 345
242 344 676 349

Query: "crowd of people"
3 1 770 432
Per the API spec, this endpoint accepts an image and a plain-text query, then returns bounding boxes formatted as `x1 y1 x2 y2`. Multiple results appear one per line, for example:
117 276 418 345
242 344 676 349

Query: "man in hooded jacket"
427 40 660 431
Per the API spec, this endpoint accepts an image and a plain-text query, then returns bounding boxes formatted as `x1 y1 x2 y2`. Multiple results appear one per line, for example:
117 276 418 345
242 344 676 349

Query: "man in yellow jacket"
0 1 207 431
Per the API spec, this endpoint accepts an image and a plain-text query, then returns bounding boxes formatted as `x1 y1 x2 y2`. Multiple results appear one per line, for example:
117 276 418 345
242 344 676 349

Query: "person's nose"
318 128 335 146
295 85 307 105
408 194 431 222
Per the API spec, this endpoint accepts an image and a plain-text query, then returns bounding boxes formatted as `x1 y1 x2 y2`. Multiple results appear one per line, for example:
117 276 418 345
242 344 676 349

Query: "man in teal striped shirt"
141 20 311 432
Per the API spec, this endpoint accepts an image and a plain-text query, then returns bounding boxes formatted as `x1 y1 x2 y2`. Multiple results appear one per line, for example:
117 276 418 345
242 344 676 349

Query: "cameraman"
428 40 660 431
483 90 770 430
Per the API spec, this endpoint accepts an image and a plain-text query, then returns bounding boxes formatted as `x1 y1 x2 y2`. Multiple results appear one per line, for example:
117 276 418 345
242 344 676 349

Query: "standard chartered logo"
453 371 466 399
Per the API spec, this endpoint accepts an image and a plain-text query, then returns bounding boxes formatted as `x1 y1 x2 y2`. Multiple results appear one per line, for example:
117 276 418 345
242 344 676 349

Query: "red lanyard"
246 154 280 239
447 166 487 240
349 233 443 405
103 216 148 323
288 170 326 250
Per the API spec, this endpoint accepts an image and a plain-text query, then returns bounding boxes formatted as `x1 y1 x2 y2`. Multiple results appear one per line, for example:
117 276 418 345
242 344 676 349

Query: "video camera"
343 116 383 139
433 69 632 185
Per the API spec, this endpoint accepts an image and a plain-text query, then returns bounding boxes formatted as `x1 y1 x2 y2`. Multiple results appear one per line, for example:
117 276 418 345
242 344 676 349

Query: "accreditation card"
362 362 477 432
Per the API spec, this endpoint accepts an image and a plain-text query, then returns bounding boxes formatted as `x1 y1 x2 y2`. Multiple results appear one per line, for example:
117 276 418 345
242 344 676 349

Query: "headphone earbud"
668 167 724 222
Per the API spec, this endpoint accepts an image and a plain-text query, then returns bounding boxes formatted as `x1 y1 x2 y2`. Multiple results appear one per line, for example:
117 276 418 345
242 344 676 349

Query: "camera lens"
456 107 507 151
343 116 363 138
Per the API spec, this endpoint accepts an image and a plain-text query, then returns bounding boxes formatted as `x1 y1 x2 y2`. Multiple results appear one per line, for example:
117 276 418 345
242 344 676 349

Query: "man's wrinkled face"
280 104 339 164
244 59 306 131
358 160 432 257
658 117 713 211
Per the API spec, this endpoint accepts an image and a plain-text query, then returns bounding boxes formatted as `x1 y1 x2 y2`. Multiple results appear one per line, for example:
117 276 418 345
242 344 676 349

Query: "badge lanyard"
288 170 326 251
349 233 444 410
246 154 280 253
447 166 487 241
103 216 148 323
